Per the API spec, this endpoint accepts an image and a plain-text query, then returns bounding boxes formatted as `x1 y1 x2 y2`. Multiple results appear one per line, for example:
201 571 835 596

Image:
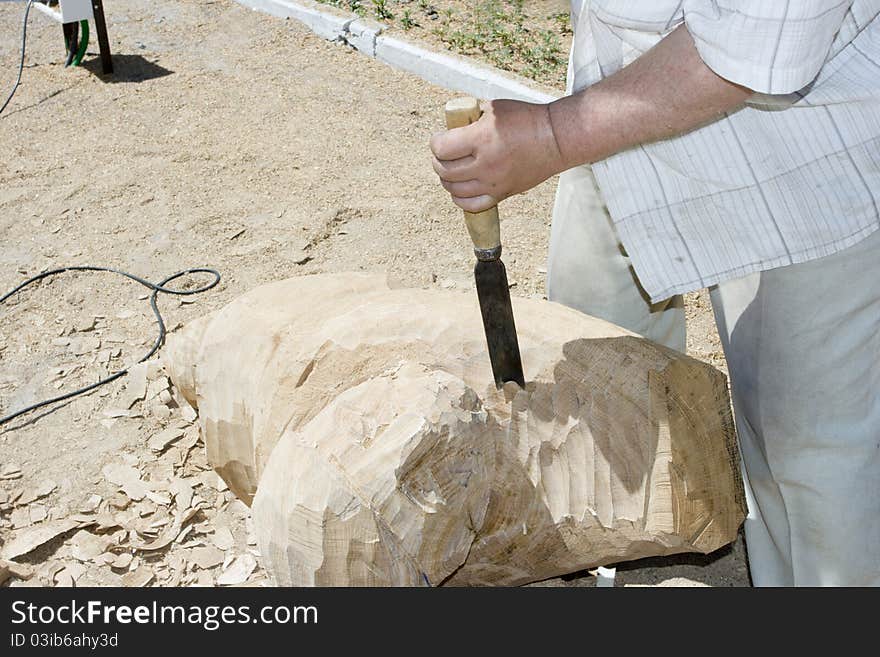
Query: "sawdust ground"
0 0 747 587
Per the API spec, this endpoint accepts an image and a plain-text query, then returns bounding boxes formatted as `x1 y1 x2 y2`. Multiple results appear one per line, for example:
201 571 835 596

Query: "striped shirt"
569 1 880 301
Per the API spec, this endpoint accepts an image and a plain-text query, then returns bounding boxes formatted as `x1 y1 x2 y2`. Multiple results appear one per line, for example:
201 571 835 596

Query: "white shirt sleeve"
683 1 853 94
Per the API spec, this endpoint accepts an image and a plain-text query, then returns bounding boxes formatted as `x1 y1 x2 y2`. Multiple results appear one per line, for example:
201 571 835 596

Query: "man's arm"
430 24 752 213
550 24 752 168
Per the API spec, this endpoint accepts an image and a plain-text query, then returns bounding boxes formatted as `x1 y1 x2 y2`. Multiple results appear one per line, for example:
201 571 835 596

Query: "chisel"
444 97 525 389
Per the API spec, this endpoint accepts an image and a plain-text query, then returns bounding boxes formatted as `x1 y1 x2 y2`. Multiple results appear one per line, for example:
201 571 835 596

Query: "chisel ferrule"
474 246 502 262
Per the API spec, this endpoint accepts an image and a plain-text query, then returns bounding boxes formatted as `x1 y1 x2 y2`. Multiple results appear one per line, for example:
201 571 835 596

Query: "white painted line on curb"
234 0 561 102
236 0 352 42
374 34 557 103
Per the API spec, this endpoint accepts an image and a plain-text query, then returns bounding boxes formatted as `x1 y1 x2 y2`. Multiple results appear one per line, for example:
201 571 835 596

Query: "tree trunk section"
164 273 745 586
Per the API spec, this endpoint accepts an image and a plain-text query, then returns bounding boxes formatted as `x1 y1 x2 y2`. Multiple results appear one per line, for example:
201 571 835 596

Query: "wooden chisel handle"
444 97 501 259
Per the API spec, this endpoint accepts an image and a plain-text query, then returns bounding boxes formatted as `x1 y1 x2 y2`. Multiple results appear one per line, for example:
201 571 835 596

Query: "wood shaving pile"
0 359 265 588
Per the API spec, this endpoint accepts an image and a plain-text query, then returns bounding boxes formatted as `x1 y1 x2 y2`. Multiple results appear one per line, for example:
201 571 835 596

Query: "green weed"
312 0 570 86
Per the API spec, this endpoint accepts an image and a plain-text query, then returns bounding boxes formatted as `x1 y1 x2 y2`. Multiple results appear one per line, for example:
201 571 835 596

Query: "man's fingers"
452 194 497 213
440 179 486 198
429 126 476 161
431 155 477 182
429 105 496 213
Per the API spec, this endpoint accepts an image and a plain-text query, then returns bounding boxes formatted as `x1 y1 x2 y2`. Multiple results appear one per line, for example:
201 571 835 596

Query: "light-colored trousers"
547 165 880 587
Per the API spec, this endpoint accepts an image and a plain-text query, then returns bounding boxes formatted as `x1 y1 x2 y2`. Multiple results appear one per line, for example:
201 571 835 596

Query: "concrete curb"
236 0 352 42
234 0 561 103
347 18 383 58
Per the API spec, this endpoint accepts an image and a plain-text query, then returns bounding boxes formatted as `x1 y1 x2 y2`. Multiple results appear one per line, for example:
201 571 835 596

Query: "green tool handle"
73 20 89 67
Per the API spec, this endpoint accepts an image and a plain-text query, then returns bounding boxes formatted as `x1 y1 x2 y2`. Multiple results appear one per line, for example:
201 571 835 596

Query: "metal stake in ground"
444 97 525 389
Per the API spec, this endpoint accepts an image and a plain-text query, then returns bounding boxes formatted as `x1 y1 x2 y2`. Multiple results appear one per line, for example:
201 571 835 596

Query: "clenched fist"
429 99 567 213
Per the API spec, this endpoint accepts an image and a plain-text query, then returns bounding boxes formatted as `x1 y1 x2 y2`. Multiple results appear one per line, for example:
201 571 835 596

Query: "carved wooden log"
164 273 745 586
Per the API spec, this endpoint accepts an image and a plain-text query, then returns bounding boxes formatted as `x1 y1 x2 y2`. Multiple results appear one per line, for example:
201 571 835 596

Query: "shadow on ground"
83 53 173 83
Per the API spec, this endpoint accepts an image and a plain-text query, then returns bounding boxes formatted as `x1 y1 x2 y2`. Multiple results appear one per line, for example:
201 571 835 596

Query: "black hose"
0 0 35 116
0 266 221 427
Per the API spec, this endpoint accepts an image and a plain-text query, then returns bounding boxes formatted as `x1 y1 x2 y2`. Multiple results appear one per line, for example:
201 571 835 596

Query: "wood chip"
165 570 183 587
119 361 149 409
179 400 199 422
226 499 249 518
108 491 131 510
69 530 112 562
211 526 234 551
67 512 104 525
121 566 154 587
142 458 175 483
1 518 80 560
18 479 57 506
102 464 149 501
35 478 57 498
148 517 171 531
175 525 194 544
80 494 102 513
54 562 86 586
216 554 257 586
147 376 171 400
10 507 30 529
0 463 22 480
109 552 133 570
40 561 66 586
169 478 194 510
178 396 198 423
194 570 214 587
150 404 172 420
189 545 225 570
144 490 172 506
192 520 213 535
179 427 201 451
54 571 75 588
198 471 228 492
92 511 120 533
127 506 200 552
29 504 48 524
0 560 34 585
134 499 157 518
103 408 136 419
147 427 185 453
145 360 165 380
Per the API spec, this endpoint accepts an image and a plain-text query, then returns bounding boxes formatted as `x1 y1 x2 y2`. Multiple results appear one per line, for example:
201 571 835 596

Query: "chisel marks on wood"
165 273 745 585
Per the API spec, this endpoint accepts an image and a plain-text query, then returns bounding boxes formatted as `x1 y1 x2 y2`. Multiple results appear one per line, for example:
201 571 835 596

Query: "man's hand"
429 100 566 213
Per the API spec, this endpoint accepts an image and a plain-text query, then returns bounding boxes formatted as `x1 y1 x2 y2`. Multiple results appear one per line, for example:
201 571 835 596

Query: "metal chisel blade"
474 258 525 388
